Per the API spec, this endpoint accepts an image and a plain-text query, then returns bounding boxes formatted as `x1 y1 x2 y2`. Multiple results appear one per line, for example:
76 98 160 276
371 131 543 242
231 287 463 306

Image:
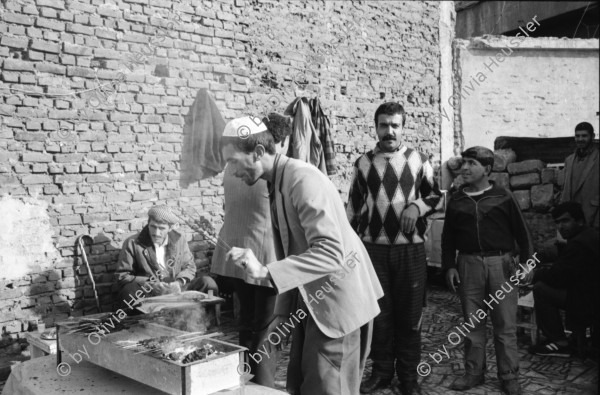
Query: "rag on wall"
179 89 226 187
309 97 337 175
284 97 328 175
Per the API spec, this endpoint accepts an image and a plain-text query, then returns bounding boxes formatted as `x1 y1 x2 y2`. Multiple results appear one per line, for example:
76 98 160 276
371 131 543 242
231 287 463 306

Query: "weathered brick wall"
0 0 443 354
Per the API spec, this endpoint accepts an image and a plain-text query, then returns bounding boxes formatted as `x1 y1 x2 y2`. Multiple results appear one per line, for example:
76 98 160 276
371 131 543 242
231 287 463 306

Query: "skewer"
179 332 223 343
187 207 233 250
175 208 232 251
132 332 223 354
176 331 209 338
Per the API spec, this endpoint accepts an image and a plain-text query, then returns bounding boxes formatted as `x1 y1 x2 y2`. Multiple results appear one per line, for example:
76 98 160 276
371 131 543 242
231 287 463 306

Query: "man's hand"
446 268 460 292
226 247 269 280
168 281 182 294
518 266 535 285
400 204 420 233
149 281 170 295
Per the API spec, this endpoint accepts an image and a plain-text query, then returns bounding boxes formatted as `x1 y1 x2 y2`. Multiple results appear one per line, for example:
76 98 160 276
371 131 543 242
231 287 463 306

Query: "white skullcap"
222 116 268 139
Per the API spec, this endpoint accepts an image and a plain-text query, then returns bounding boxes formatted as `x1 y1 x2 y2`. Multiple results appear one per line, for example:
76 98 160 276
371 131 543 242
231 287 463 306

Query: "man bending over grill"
114 205 218 311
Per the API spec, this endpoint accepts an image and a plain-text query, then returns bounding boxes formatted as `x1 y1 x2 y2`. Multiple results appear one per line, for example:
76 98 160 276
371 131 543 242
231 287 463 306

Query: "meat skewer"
132 332 223 355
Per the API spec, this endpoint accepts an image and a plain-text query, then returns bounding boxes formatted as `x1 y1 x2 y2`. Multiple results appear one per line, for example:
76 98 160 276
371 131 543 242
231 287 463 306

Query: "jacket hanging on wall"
179 89 226 187
284 97 332 176
309 97 337 175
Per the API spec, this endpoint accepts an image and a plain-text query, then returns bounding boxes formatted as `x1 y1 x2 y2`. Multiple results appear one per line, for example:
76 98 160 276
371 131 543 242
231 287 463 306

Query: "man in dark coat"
114 205 218 310
560 122 599 230
530 202 599 357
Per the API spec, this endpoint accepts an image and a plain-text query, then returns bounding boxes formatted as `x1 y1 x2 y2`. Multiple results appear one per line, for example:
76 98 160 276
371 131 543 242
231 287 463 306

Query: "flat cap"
461 146 494 168
148 205 179 225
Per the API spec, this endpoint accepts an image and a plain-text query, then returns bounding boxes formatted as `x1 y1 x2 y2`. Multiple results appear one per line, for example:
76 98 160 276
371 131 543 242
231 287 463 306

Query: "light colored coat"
561 149 599 229
267 155 383 338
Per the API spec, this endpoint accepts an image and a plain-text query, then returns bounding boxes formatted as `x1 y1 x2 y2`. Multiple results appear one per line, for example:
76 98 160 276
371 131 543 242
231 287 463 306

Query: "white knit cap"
222 116 268 139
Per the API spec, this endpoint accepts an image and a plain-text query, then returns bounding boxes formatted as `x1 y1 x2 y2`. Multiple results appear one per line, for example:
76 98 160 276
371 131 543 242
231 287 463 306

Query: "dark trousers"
232 279 279 388
364 242 427 382
116 275 218 311
286 297 361 395
533 281 568 342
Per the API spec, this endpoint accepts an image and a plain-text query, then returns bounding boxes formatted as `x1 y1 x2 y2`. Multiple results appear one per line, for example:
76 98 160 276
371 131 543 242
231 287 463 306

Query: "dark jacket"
534 226 599 329
179 88 226 187
442 182 533 270
560 148 599 229
115 226 196 288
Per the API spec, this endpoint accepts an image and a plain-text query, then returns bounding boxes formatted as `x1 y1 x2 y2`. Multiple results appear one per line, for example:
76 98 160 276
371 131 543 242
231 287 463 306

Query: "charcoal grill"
56 308 246 395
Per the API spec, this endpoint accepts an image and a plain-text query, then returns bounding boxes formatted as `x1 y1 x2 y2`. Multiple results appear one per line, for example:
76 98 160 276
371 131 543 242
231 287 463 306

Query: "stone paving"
2 285 596 394
258 285 598 395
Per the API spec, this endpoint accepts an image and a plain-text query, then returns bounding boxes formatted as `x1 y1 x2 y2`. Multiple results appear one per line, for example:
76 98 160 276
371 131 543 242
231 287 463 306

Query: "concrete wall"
0 0 447 354
453 36 599 153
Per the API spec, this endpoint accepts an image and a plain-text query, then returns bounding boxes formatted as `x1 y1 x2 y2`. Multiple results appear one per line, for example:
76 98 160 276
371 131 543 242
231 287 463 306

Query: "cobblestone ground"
227 285 597 395
1 285 596 394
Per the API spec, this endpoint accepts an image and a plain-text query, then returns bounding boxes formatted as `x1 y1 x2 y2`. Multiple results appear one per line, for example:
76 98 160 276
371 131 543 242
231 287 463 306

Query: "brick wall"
0 0 443 355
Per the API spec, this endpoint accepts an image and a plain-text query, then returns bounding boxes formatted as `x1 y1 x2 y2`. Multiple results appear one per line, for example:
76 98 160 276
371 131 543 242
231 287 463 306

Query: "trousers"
533 281 567 342
457 253 519 380
286 297 362 395
232 278 279 387
364 242 426 381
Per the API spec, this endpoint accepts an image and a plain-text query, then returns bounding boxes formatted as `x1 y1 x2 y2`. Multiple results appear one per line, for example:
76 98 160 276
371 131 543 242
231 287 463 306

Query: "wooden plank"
25 332 57 355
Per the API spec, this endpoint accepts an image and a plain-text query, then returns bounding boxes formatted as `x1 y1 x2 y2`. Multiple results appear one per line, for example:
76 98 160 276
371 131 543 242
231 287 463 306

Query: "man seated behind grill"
114 205 218 310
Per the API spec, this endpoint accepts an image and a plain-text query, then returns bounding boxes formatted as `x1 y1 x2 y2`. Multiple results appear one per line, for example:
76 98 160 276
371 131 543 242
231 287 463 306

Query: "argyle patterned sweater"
346 145 442 245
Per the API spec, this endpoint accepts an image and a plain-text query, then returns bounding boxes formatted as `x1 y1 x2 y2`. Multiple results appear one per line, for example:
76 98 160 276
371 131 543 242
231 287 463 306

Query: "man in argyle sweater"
347 102 441 395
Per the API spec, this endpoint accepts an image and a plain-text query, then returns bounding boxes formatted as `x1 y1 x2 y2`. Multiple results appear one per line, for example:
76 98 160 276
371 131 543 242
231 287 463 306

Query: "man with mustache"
347 102 442 395
560 122 599 231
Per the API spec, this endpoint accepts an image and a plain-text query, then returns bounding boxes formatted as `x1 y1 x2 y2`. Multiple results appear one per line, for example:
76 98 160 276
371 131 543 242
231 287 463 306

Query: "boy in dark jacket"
530 202 599 357
442 146 533 395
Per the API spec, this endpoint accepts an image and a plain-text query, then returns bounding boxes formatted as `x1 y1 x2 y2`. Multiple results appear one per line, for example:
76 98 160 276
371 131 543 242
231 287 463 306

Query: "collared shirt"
268 154 281 231
266 154 282 290
153 234 169 273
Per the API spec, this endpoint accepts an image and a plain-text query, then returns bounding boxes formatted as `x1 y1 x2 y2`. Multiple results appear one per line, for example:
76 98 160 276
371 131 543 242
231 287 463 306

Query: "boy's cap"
222 116 268 139
461 146 494 168
148 205 179 224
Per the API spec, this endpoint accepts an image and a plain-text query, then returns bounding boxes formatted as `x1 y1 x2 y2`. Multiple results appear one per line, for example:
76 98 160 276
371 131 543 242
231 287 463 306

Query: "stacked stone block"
496 152 563 261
